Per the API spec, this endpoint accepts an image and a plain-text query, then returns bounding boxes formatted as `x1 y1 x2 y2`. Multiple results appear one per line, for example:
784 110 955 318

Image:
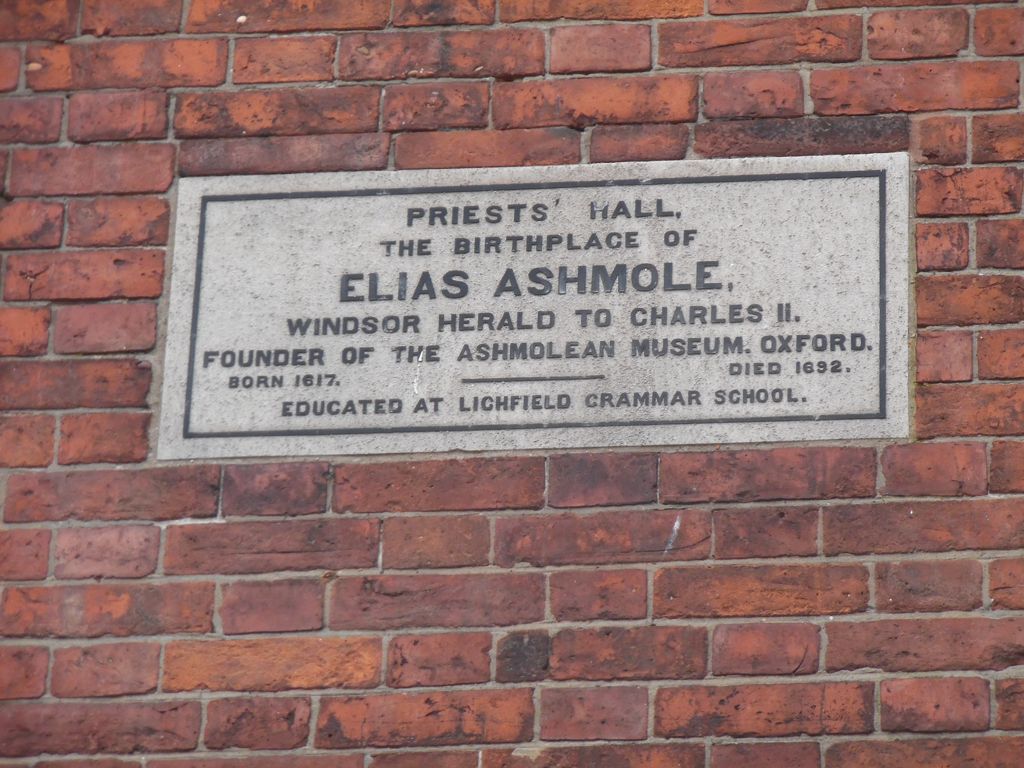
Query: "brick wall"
1 0 1024 765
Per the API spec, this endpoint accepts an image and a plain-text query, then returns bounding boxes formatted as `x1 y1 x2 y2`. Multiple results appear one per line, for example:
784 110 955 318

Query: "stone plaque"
159 154 910 459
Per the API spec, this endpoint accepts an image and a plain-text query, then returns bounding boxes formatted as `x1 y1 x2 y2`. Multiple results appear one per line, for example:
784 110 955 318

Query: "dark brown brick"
548 452 657 507
221 462 329 516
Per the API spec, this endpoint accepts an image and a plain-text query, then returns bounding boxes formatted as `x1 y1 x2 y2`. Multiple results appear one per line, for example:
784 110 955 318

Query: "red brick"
981 330 1024 379
54 304 157 354
35 760 140 768
825 499 1024 554
165 637 379 692
868 9 968 59
234 36 335 83
206 697 310 750
877 560 982 612
917 167 1023 216
918 275 1024 326
828 617 1024 671
656 682 872 737
0 47 19 90
996 680 1024 728
55 525 159 579
0 308 49 357
0 0 78 41
880 442 986 496
882 677 989 732
52 643 159 698
4 465 218 523
912 116 967 165
382 514 490 569
68 92 167 142
0 415 52 468
329 573 544 630
827 738 1024 768
662 446 875 503
336 457 544 512
0 702 200 757
712 623 819 676
373 754 476 768
149 759 359 768
550 626 707 681
656 564 868 618
82 0 182 35
812 62 1019 114
991 441 1024 492
180 134 389 176
27 40 227 90
916 222 968 271
0 360 151 411
0 529 50 580
541 687 647 741
695 115 909 158
550 24 651 74
387 632 491 688
67 198 169 247
59 412 149 465
550 569 646 621
494 75 697 129
338 29 544 80
502 0 701 21
383 82 489 131
484 746 703 768
974 114 1024 164
916 332 971 385
187 0 388 31
175 87 378 138
9 145 174 196
395 128 581 169
496 631 550 683
713 506 818 559
496 509 711 566
976 8 1024 55
222 462 327 517
220 579 323 634
0 201 62 250
990 559 1024 609
164 518 377 574
710 0 806 12
4 250 163 301
317 690 533 748
704 71 803 118
0 96 62 143
978 219 1024 268
661 16 860 67
549 452 657 508
712 743 819 768
590 124 688 162
0 647 47 700
0 583 213 638
824 0 1014 6
394 0 494 25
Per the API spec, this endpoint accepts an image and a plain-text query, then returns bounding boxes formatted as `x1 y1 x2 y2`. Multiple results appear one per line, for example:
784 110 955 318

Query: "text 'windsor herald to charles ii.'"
159 156 910 458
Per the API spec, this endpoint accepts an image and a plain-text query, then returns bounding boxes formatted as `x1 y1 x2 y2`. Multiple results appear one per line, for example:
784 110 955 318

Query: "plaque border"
182 170 887 439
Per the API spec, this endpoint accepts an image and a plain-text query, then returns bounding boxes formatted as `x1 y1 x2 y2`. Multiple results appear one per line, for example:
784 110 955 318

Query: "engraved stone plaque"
158 154 911 459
